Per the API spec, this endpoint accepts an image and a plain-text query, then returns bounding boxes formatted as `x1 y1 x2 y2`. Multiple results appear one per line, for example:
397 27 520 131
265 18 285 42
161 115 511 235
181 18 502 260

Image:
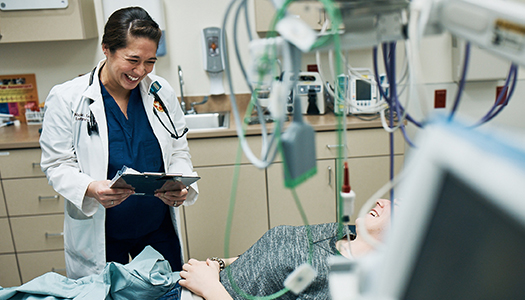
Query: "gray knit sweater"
220 223 344 300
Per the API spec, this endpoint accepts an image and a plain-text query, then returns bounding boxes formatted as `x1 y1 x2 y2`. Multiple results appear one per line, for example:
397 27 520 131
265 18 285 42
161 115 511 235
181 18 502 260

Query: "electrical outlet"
496 86 508 106
434 89 446 109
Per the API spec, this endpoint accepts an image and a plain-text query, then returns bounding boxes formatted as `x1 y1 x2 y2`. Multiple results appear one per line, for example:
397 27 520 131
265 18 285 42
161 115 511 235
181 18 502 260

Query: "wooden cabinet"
0 123 404 287
0 148 65 287
0 185 6 218
0 254 20 287
0 148 44 178
182 164 269 261
347 155 405 218
254 0 327 34
183 136 269 260
0 183 20 287
0 0 97 43
18 250 66 283
10 215 64 252
268 129 404 225
267 159 337 227
184 127 404 261
0 218 14 254
4 178 62 216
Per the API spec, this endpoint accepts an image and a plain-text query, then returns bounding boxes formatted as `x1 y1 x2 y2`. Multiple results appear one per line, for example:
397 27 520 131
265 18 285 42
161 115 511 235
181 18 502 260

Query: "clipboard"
109 166 200 196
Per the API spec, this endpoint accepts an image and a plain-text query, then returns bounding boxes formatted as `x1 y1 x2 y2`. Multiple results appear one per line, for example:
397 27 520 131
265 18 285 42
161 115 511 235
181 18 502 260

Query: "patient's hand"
179 259 233 300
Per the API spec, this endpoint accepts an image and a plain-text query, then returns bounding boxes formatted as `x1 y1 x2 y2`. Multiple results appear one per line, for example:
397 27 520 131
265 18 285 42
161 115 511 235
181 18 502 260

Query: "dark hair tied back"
102 6 162 53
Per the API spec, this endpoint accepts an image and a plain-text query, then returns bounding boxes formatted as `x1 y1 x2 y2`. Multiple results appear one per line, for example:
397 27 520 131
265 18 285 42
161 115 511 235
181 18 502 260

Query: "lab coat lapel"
81 60 109 180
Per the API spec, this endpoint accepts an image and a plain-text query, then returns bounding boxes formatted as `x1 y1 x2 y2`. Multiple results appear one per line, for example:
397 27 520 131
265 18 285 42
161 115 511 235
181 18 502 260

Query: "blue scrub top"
101 83 168 240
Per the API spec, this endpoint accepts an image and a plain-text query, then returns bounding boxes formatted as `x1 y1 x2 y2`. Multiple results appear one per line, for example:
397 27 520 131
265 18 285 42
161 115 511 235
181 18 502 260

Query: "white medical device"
347 73 378 115
425 0 525 67
287 72 326 115
360 117 525 299
202 26 225 95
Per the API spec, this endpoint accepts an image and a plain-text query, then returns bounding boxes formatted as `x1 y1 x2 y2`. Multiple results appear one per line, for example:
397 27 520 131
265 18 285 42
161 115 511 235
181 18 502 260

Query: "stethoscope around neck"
86 67 188 139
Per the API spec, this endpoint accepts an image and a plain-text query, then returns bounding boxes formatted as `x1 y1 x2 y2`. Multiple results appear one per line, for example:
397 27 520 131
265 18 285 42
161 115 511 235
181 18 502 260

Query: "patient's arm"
179 259 233 300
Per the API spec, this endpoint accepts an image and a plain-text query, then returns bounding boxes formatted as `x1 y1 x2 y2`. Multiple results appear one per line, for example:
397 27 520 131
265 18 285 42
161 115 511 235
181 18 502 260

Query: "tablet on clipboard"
109 166 200 196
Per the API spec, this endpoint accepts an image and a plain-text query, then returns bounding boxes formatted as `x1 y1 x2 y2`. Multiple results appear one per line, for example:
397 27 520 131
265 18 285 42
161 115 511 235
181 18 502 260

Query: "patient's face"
359 199 392 240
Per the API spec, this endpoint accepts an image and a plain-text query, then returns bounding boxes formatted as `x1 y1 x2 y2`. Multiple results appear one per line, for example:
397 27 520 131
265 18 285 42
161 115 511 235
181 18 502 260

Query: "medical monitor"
365 116 525 300
348 75 378 114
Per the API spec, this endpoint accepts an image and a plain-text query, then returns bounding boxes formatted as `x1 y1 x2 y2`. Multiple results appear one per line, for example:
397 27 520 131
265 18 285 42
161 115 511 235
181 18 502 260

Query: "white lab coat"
39 60 198 279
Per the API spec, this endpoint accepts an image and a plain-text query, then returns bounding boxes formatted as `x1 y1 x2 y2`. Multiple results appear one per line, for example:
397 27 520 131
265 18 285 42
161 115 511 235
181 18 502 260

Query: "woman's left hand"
155 187 188 207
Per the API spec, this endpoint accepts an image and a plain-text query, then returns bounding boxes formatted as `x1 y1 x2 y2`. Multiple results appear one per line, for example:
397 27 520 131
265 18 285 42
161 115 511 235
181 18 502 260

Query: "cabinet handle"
326 144 344 149
32 162 41 168
328 166 332 187
45 232 64 238
39 195 59 201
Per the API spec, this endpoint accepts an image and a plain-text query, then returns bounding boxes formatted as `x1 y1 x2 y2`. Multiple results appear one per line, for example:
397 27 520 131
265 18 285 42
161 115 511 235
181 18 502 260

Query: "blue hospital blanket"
0 246 180 300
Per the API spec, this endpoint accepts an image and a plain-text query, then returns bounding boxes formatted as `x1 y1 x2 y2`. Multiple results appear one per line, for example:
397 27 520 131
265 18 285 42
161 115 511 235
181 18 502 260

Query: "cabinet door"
347 129 405 158
347 155 404 222
18 250 66 284
189 136 263 167
183 164 268 260
0 254 21 288
315 128 405 160
10 214 64 252
254 0 325 34
0 0 97 43
267 159 336 227
0 218 14 254
0 148 44 179
0 184 6 217
3 178 63 216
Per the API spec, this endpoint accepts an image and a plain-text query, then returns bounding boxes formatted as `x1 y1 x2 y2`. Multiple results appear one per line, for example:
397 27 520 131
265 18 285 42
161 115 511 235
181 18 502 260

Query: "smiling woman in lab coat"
39 7 198 279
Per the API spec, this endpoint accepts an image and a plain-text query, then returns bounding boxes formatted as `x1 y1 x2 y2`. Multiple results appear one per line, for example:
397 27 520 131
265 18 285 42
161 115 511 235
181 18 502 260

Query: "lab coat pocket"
64 203 98 269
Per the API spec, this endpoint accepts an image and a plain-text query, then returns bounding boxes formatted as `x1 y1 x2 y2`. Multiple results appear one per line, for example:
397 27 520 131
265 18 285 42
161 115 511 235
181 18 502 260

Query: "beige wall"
0 0 255 102
0 0 524 135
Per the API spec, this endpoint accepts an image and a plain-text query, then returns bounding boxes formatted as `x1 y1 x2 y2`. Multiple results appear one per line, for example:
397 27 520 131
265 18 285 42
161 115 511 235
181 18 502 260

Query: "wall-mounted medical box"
0 0 97 43
452 36 511 82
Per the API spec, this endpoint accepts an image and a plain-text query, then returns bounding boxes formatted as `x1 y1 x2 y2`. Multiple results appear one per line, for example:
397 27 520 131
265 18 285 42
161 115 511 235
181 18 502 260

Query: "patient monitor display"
366 119 525 300
347 75 378 115
401 171 525 299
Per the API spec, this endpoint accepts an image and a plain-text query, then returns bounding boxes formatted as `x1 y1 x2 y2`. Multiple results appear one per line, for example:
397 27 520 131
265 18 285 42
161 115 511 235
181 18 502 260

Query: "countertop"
0 114 384 150
187 113 384 139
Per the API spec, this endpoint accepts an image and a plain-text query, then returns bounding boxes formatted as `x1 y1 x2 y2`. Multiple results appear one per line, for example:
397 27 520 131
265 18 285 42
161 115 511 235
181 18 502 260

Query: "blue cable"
448 42 471 121
475 64 518 126
373 46 423 130
387 43 396 205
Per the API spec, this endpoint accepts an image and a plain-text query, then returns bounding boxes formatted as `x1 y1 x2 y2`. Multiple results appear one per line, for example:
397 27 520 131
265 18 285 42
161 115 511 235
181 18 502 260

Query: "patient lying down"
162 199 393 300
0 200 392 300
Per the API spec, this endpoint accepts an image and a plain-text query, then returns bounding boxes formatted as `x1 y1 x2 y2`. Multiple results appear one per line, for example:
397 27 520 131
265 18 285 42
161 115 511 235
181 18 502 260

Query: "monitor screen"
402 170 525 300
355 79 372 100
361 116 525 300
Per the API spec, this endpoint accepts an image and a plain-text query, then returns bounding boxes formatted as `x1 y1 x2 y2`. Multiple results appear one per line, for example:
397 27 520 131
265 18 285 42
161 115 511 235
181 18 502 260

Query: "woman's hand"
155 187 188 207
86 180 134 208
179 259 233 300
